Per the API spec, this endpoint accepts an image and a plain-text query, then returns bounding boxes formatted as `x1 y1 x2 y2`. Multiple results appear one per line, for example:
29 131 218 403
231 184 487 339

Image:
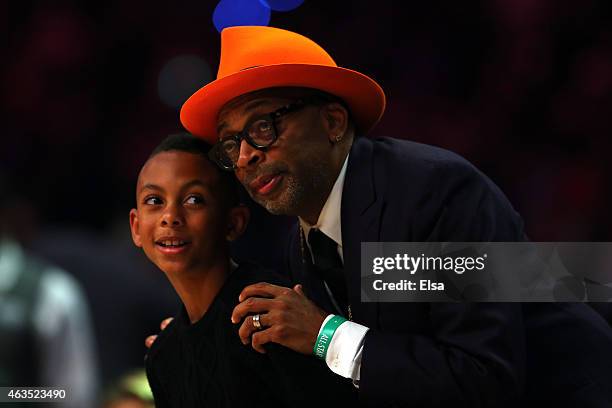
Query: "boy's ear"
129 209 143 247
226 204 250 242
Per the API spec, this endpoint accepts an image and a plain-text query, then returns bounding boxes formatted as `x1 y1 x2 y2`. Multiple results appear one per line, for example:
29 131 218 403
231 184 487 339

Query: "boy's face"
129 151 232 276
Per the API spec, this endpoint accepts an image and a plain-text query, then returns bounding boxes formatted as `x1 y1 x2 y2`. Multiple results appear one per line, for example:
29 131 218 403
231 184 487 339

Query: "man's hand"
144 317 174 348
231 283 328 355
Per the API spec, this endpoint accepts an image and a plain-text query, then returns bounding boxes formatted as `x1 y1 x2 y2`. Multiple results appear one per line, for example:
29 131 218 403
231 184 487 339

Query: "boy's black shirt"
145 262 358 407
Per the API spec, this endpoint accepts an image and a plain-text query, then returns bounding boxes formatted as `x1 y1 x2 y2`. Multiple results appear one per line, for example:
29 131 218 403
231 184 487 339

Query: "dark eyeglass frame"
208 99 312 170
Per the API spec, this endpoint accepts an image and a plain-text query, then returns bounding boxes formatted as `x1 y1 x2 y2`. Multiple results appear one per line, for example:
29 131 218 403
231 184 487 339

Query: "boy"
129 133 356 407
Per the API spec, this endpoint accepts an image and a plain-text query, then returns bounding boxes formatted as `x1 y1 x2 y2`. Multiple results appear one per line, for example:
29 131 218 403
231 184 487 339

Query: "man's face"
216 92 336 218
130 151 229 276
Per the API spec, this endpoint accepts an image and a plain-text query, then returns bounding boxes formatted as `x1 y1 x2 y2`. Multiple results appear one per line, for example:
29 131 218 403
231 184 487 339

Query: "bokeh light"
157 54 211 110
213 0 271 33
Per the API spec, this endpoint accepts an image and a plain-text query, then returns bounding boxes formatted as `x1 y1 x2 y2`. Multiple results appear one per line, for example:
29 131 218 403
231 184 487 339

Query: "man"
179 26 612 407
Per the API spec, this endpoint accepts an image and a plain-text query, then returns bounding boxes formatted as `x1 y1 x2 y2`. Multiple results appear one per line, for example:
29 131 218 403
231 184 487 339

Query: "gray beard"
259 174 305 215
254 162 332 217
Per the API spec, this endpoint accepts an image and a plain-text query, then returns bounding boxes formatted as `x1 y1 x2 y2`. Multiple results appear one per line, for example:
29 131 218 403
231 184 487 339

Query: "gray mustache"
242 163 288 186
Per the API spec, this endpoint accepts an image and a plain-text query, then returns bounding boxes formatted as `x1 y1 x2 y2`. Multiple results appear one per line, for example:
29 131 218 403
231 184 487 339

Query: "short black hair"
151 132 212 158
148 132 242 206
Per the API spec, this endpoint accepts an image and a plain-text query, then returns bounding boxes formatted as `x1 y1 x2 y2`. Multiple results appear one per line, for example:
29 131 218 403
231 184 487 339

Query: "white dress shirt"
299 155 370 385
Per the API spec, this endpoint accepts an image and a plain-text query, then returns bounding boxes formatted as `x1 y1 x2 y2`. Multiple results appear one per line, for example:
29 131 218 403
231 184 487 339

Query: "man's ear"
321 102 349 143
129 209 143 247
226 204 250 242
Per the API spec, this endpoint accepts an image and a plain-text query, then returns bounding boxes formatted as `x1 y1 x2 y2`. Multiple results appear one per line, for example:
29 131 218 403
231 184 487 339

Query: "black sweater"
145 262 357 407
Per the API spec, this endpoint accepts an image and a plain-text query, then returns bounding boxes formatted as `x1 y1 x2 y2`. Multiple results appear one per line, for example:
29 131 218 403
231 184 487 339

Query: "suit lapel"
341 137 384 326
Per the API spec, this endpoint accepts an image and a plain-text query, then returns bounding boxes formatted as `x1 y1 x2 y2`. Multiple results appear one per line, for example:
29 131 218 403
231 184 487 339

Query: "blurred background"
1 0 611 406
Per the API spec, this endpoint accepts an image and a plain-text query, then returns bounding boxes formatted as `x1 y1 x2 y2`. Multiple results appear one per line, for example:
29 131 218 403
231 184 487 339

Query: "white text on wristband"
313 315 347 359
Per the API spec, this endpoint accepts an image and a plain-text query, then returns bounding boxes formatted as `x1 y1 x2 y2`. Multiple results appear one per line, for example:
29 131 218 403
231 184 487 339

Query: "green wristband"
313 315 347 360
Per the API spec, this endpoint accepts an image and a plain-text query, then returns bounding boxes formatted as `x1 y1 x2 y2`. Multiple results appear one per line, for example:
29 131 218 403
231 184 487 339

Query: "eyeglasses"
208 100 310 170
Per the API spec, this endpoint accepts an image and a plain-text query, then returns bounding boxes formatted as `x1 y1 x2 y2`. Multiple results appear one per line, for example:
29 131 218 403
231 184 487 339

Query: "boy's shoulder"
235 261 291 286
216 261 291 309
146 262 292 365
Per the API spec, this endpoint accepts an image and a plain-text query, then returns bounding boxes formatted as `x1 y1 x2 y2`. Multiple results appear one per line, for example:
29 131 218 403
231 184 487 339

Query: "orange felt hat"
180 26 386 143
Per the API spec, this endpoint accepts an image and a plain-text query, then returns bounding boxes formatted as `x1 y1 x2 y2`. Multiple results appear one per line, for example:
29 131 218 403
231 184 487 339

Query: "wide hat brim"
180 63 386 144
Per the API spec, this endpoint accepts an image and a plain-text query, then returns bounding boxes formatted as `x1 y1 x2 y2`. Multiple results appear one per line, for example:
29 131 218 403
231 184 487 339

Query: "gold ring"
252 314 262 330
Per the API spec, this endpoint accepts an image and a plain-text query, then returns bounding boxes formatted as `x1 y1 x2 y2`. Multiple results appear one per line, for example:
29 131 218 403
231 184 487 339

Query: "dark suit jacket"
286 136 612 407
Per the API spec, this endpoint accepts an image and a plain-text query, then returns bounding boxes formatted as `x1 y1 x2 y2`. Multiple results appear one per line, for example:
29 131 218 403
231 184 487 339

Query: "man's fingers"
160 317 173 330
293 284 305 296
238 314 269 345
238 317 257 344
238 282 289 302
231 297 276 323
251 330 273 354
145 335 157 349
144 318 172 350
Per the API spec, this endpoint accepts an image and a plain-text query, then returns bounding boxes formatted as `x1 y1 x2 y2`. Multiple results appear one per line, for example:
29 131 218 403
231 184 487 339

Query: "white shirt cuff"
317 315 369 382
